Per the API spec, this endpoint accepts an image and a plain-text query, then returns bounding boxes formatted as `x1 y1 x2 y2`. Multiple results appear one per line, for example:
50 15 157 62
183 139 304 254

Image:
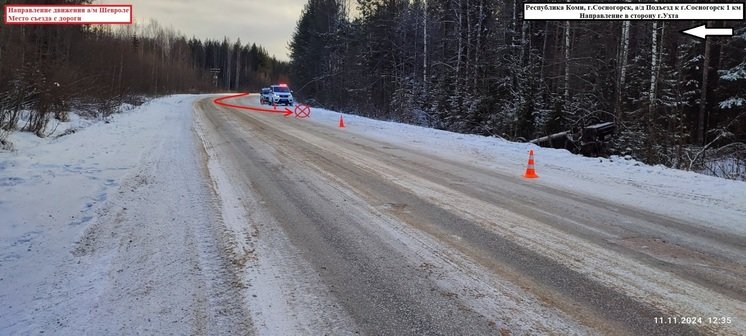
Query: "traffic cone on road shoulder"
523 150 539 178
339 115 345 128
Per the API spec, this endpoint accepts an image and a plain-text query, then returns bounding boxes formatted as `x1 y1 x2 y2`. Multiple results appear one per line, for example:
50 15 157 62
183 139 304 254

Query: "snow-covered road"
1 94 744 335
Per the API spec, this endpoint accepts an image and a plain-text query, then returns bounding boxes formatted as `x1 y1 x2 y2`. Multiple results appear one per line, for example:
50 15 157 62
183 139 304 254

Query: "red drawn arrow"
213 93 293 116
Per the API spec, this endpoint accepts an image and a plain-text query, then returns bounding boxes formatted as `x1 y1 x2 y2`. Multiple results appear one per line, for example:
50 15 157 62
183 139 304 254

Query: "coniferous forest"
289 0 746 179
1 0 745 179
0 0 289 137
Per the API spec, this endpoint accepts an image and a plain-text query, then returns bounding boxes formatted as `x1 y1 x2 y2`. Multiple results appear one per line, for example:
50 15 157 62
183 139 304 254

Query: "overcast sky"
99 0 306 61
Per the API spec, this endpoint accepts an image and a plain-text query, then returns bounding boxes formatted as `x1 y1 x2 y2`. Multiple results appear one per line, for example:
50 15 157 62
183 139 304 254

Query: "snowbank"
0 95 202 333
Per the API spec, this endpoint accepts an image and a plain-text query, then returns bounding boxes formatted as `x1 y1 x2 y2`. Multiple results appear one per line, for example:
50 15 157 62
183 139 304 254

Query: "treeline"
0 0 289 139
188 38 291 93
290 0 746 179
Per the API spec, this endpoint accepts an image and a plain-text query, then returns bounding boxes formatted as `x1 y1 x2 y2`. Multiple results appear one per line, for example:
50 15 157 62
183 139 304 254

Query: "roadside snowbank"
1 102 141 152
0 95 207 333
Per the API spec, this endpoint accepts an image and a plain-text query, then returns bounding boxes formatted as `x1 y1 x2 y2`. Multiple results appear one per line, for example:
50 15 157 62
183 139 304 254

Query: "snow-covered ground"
0 95 253 334
307 107 746 235
1 94 744 334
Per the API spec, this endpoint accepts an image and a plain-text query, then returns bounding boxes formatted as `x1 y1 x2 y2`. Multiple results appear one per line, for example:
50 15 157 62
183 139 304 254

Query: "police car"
269 84 293 106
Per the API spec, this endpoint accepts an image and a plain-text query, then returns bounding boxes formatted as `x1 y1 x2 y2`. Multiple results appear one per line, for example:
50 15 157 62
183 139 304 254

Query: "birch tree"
647 21 663 162
615 20 630 121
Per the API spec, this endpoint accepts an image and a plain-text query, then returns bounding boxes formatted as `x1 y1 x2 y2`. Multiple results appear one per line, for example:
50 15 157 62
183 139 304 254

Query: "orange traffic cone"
523 150 539 178
339 115 345 128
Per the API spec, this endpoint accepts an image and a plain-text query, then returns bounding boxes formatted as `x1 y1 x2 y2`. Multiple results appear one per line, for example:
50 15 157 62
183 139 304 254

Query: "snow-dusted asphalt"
194 95 744 335
2 94 743 335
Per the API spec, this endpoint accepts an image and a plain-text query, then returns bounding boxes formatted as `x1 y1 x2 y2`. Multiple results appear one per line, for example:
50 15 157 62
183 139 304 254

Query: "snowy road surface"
2 94 744 335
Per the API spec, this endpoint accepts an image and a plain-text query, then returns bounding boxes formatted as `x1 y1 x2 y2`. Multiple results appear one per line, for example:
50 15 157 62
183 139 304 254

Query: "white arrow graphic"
682 25 734 39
